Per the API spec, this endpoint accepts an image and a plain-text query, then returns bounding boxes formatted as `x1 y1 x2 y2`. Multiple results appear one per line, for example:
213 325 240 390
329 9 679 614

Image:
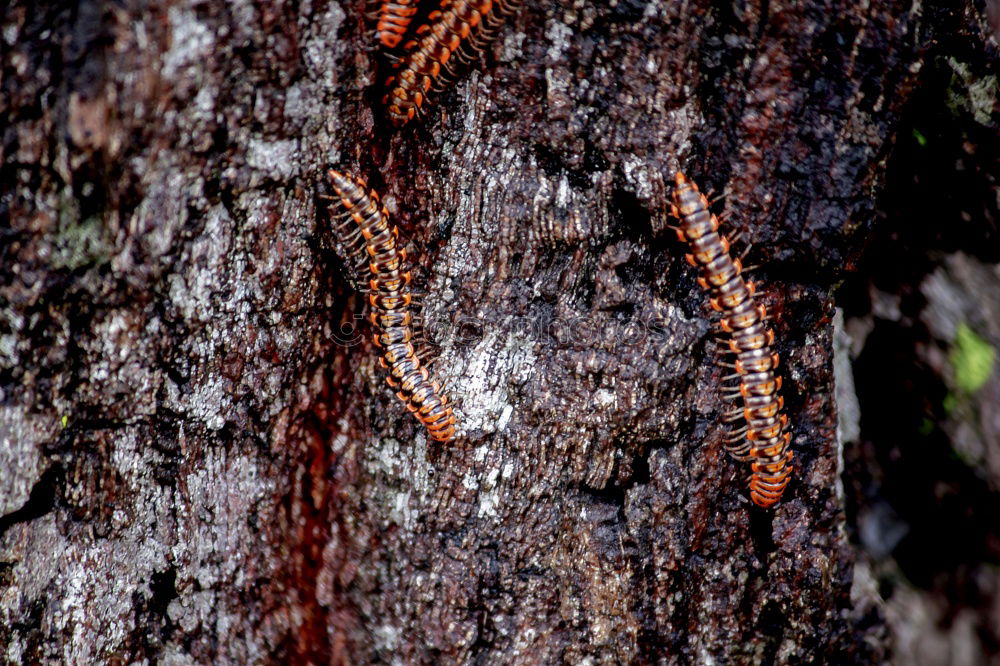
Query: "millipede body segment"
375 0 420 48
384 0 520 127
327 170 457 442
670 172 793 508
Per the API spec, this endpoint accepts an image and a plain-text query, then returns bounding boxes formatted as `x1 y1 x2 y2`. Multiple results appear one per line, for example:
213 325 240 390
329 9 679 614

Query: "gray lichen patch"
247 138 300 184
0 408 51 516
162 6 217 83
459 327 539 435
945 56 999 127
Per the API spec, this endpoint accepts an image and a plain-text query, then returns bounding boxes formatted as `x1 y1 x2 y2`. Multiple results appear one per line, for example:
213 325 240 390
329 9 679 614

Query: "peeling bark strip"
327 170 457 442
671 173 793 508
384 0 520 126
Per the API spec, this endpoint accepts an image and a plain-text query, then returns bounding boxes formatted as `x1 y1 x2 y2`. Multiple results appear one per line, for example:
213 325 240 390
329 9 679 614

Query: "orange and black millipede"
326 170 457 443
670 171 793 508
384 0 520 127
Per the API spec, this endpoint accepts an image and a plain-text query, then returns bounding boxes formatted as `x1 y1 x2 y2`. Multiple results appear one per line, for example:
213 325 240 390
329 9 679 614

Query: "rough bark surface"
1 0 989 663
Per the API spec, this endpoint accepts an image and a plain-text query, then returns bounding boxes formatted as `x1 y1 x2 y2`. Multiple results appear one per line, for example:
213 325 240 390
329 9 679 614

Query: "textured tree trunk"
2 0 988 663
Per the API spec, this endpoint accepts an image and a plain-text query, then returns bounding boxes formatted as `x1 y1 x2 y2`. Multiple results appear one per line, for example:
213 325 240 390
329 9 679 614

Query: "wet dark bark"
1 0 992 663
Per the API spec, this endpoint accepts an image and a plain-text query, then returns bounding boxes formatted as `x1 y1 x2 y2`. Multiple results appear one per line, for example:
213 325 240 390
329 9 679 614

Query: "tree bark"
1 0 988 663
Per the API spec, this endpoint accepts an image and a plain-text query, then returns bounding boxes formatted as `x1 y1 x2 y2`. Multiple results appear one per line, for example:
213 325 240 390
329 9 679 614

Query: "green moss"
50 189 111 270
950 323 995 394
912 128 927 147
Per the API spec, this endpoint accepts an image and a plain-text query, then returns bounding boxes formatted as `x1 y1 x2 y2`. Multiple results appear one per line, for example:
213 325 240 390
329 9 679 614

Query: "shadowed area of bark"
1 0 992 663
